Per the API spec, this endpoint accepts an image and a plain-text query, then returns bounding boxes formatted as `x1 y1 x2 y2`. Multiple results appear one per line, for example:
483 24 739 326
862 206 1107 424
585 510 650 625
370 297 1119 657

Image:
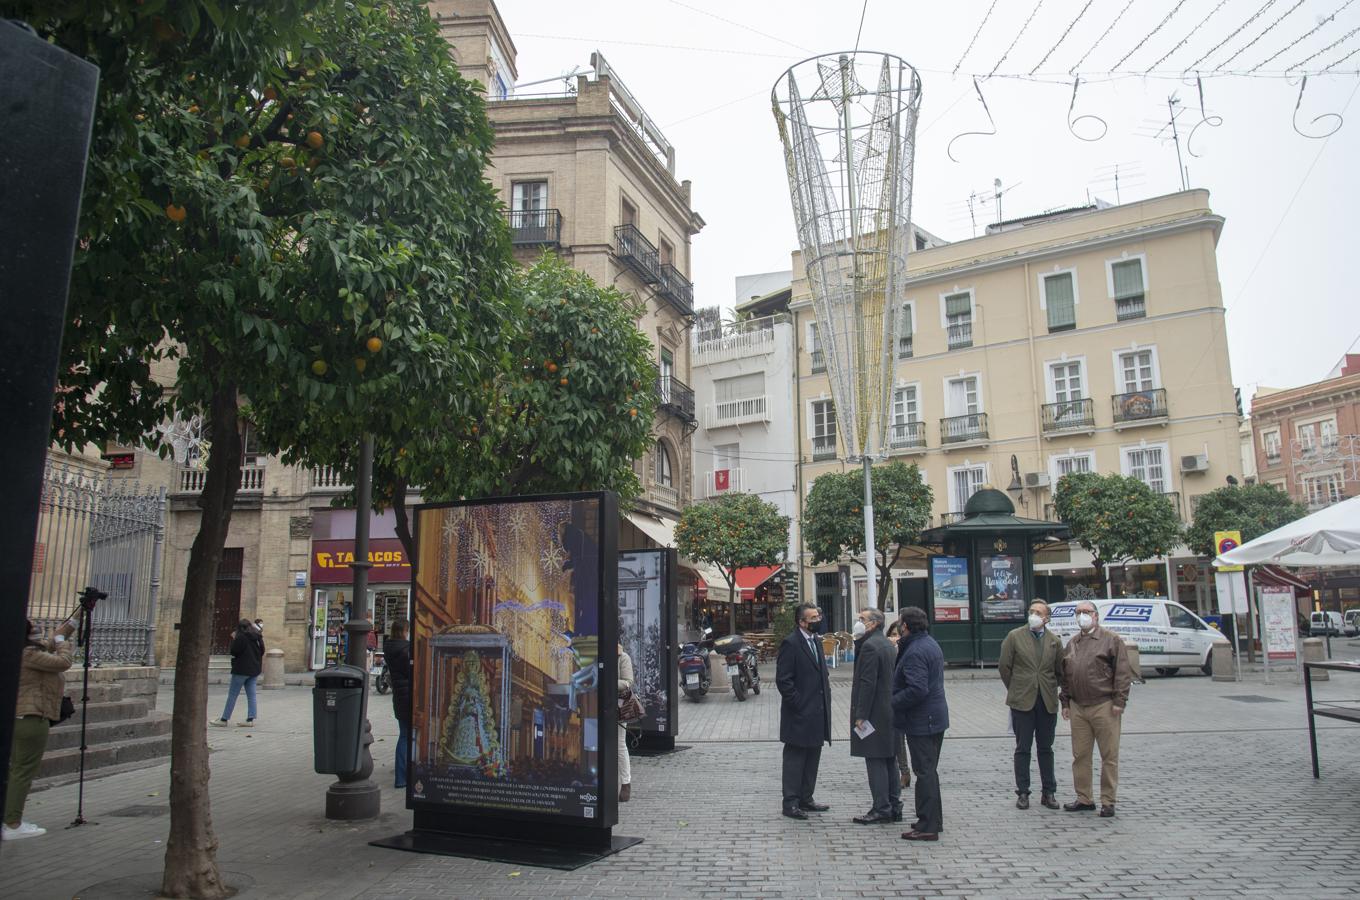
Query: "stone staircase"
35 666 172 788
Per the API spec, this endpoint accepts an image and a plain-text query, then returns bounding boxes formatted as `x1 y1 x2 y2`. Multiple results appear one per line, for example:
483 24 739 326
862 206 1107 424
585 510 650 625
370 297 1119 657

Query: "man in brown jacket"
1059 600 1134 818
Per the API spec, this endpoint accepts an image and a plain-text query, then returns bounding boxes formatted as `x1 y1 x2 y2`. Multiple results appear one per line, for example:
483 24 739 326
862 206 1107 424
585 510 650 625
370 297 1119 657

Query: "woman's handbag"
618 686 645 723
53 695 75 727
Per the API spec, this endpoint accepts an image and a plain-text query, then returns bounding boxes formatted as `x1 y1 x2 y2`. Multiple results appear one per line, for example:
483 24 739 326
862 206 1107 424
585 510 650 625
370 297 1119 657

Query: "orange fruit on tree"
165 204 187 222
280 156 296 169
546 362 558 373
235 134 250 148
560 377 568 386
354 357 367 373
187 104 200 115
311 359 328 376
629 408 638 418
307 131 324 149
366 336 383 354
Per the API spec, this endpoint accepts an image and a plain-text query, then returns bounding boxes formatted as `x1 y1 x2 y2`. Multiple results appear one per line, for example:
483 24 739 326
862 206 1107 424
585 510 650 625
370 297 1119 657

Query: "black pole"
69 600 96 827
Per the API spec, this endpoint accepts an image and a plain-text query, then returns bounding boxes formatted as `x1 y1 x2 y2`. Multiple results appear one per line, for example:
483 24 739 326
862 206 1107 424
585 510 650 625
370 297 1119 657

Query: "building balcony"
1111 388 1168 429
693 319 778 367
897 335 913 359
176 464 265 496
704 395 768 430
704 467 745 498
947 322 972 350
810 349 826 373
888 420 926 453
614 223 662 284
940 512 967 525
657 375 696 424
311 465 351 492
657 262 695 317
1041 398 1096 436
1264 450 1282 467
1115 294 1146 320
648 481 679 510
940 412 989 446
507 209 562 247
811 435 837 461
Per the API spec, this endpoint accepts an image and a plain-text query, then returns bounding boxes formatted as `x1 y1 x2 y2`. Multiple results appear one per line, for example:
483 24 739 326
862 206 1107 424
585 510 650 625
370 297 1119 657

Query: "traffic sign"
1214 530 1243 572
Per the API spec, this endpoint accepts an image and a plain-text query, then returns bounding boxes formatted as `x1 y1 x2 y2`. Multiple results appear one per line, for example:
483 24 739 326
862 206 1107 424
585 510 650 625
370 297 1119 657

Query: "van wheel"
1201 659 1213 676
1155 667 1180 677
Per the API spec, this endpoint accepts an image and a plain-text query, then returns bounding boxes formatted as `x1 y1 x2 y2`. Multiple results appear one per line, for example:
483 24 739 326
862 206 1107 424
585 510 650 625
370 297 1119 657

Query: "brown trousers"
1069 700 1121 806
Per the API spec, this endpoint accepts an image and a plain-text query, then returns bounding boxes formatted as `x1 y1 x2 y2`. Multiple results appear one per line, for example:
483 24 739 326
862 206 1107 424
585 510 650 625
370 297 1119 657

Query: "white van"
1048 598 1230 676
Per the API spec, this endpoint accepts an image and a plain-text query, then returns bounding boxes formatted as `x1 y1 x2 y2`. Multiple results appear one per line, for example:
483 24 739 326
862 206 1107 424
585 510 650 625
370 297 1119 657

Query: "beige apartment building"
793 190 1243 626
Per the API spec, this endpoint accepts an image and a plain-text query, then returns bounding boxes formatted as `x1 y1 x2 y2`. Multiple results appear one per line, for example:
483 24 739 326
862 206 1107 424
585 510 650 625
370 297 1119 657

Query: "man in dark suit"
776 602 832 820
850 607 898 824
892 606 950 842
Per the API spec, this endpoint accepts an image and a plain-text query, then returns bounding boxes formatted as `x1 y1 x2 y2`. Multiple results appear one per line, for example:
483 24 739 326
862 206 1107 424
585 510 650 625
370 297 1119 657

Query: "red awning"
1254 564 1312 594
734 565 783 601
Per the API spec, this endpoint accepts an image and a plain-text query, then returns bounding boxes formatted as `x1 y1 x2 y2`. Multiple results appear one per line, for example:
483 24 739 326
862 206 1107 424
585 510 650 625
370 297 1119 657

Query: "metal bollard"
261 647 286 690
1211 643 1236 682
1302 638 1329 681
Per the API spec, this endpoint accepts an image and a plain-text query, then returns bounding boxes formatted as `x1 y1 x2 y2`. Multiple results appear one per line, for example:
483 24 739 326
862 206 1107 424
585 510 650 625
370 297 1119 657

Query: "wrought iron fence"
28 461 166 665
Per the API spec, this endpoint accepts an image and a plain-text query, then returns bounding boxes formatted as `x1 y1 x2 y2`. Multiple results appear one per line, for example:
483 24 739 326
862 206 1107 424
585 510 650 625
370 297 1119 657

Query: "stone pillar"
707 650 731 694
261 648 286 690
1302 638 1328 681
1122 639 1143 683
1211 643 1235 682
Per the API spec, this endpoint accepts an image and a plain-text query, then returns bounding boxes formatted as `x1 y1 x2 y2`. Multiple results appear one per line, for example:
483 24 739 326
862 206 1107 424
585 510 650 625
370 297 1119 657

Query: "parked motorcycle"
713 633 761 702
678 628 714 701
372 650 390 695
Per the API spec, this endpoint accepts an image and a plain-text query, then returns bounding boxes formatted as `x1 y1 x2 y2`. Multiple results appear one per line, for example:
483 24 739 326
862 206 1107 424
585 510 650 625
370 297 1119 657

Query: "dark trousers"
395 716 411 788
781 743 822 809
1011 700 1057 795
864 756 901 816
906 731 945 834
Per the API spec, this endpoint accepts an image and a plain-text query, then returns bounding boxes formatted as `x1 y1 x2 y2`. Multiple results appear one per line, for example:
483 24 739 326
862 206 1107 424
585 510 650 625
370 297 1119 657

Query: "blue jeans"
220 674 258 721
395 717 410 788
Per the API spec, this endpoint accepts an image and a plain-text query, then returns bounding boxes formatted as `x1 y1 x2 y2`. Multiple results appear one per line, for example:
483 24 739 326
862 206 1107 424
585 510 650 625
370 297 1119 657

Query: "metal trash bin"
312 664 367 774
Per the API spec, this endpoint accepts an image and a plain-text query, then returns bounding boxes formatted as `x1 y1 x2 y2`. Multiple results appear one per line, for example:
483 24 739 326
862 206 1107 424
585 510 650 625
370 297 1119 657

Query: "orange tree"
1185 482 1307 558
802 461 933 608
675 492 789 633
18 2 511 896
1052 472 1182 590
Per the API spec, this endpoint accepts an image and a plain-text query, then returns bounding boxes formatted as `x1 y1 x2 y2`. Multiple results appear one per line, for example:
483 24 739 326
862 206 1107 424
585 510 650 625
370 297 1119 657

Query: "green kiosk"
918 488 1071 666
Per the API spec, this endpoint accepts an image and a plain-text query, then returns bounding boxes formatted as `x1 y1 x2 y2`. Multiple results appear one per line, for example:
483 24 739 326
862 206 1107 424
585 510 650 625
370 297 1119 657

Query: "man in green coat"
998 600 1063 810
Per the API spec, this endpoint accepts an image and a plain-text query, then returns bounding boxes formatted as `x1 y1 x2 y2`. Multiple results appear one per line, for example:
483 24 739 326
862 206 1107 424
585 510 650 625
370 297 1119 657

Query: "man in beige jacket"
1059 600 1134 818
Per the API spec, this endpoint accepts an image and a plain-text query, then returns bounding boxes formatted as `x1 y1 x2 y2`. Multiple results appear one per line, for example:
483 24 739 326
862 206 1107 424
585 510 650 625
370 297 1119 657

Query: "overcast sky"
495 0 1360 407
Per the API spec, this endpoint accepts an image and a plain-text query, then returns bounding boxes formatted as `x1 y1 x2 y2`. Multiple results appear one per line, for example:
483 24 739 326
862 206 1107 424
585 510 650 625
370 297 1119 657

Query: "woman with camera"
4 617 76 840
211 619 265 727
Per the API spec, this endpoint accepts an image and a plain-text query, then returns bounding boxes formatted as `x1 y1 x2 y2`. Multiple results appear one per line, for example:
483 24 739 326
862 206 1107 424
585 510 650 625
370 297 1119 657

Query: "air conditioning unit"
1180 454 1210 473
1024 472 1051 489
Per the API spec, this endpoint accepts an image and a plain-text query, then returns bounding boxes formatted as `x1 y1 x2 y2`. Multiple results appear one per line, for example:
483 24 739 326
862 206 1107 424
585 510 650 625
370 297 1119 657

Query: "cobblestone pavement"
3 670 1358 899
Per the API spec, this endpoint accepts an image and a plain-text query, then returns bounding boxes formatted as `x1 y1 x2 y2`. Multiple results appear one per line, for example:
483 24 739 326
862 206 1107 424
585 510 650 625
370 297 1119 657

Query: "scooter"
372 650 390 695
714 633 761 701
678 628 714 701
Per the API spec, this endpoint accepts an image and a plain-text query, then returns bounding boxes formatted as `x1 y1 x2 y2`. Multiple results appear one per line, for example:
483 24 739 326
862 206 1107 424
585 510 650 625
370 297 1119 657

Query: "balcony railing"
693 323 776 367
811 434 837 461
177 464 265 495
311 465 351 491
898 335 913 359
657 262 695 317
614 224 662 284
649 481 679 509
1115 294 1146 320
947 321 972 350
940 412 989 445
1041 398 1096 434
507 209 562 247
1111 388 1168 427
657 375 696 423
1264 450 1282 467
810 349 826 373
704 467 745 498
940 512 967 525
888 420 926 451
705 395 768 430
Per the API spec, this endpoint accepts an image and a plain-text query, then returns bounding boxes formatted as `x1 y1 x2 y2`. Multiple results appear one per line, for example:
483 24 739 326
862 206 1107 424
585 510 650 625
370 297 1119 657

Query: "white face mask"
852 620 867 638
1077 612 1095 631
1028 613 1045 631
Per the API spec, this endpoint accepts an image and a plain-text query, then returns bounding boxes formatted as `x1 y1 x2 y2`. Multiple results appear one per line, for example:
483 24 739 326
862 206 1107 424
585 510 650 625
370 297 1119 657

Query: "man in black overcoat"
776 602 832 820
850 607 898 824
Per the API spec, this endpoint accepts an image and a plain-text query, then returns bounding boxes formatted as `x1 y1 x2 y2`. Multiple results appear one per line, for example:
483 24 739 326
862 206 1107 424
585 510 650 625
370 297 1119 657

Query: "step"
63 681 124 703
44 712 171 752
55 698 150 724
36 733 172 780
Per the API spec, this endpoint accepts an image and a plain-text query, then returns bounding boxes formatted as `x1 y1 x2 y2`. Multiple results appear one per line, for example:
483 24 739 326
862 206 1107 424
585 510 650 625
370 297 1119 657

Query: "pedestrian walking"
998 600 1064 810
850 608 899 825
4 617 76 840
775 602 831 820
891 607 949 842
384 620 413 789
617 643 634 803
885 620 911 790
1060 600 1135 818
211 619 265 727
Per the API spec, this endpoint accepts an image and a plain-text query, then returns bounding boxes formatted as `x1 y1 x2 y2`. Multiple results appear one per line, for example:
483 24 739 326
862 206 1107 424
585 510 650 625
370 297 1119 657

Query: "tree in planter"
1052 472 1183 592
1185 483 1307 558
802 462 933 608
29 2 510 896
674 492 790 633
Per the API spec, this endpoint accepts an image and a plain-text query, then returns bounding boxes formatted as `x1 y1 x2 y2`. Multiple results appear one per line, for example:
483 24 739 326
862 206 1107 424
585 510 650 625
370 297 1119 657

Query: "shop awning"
1253 564 1312 594
735 565 783 601
624 511 732 603
626 511 676 548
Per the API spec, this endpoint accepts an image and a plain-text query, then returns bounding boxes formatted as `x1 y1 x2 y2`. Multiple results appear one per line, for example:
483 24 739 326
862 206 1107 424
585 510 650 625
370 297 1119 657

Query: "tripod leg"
71 604 94 827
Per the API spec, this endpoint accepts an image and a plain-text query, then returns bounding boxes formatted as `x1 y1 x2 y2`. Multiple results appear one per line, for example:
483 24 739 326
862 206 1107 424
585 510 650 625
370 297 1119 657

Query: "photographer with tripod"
4 614 76 840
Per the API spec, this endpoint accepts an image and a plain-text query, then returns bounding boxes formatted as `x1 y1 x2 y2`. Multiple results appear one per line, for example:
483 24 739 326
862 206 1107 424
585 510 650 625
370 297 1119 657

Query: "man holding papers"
850 607 898 825
892 607 950 842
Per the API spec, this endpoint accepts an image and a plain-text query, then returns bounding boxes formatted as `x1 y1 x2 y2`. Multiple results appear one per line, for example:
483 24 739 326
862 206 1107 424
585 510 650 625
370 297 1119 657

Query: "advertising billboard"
618 549 677 746
408 494 618 829
930 556 970 622
1259 586 1299 663
980 555 1025 621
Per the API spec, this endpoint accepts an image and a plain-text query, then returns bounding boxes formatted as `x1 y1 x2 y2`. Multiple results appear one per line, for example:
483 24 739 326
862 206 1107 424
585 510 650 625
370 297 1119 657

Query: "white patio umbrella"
1215 495 1360 568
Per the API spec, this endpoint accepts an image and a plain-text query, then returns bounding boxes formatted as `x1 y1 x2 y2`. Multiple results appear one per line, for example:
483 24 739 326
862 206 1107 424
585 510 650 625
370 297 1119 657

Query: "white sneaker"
209 719 229 727
2 821 47 840
237 719 255 727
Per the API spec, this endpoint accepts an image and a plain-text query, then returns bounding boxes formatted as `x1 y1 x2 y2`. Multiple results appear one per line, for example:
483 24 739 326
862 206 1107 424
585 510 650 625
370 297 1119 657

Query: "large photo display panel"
409 494 618 828
617 549 676 741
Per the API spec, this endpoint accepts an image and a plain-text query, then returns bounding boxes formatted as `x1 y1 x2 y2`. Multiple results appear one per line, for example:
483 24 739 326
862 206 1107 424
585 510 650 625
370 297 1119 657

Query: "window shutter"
1045 273 1076 329
1112 260 1143 298
899 305 913 336
945 293 971 317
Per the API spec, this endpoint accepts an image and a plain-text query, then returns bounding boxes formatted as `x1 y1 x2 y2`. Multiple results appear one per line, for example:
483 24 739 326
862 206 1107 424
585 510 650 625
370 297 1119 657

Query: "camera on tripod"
78 585 107 611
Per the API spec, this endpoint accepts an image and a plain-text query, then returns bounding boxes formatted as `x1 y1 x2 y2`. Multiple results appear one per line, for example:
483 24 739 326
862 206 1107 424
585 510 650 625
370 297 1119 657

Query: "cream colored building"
793 190 1243 626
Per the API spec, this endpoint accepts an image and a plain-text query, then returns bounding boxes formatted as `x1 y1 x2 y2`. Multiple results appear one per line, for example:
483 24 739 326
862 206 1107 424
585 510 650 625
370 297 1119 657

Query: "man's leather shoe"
1099 805 1115 818
1041 793 1059 810
1016 793 1030 810
799 801 829 812
901 830 938 841
891 808 903 822
1064 801 1096 812
782 807 809 820
853 811 894 825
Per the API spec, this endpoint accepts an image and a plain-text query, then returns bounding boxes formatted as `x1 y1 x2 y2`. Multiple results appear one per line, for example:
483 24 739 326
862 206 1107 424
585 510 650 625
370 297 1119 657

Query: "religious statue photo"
439 650 502 771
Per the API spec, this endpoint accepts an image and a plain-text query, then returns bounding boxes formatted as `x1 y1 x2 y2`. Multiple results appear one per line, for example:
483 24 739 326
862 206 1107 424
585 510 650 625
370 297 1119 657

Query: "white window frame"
897 301 916 357
1261 428 1282 457
1111 344 1162 393
1037 265 1081 310
942 371 984 417
807 396 837 440
891 381 922 425
654 440 673 487
1301 469 1345 507
1043 354 1088 404
1296 414 1339 450
1120 441 1171 494
510 179 549 212
938 287 975 327
946 461 989 512
1048 449 1097 485
1105 252 1149 298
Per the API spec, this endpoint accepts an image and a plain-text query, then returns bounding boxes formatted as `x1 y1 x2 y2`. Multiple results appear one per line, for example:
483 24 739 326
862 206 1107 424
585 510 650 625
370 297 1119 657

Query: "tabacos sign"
310 538 411 584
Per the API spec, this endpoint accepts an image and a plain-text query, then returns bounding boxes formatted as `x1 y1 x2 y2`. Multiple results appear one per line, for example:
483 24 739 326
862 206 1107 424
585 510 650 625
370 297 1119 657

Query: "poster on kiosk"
391 492 626 859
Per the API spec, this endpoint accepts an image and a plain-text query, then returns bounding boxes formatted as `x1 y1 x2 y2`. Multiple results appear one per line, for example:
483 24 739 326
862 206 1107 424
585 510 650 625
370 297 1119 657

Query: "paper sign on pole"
1214 530 1243 572
1214 571 1247 614
1259 587 1299 663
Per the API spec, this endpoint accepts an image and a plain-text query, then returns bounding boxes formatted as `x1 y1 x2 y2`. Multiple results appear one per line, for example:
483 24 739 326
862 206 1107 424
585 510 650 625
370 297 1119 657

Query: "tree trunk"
1092 558 1107 597
391 476 413 562
161 382 241 900
725 571 737 634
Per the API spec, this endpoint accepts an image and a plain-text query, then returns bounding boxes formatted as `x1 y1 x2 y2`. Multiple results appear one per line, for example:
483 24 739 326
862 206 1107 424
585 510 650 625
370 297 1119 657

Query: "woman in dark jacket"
891 607 950 841
384 621 413 789
212 619 265 727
